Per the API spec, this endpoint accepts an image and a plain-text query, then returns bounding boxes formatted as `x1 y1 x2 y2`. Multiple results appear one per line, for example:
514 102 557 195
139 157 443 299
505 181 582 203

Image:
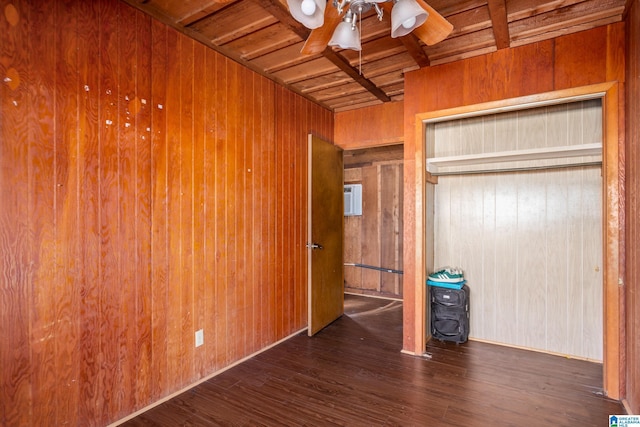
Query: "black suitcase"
430 284 470 343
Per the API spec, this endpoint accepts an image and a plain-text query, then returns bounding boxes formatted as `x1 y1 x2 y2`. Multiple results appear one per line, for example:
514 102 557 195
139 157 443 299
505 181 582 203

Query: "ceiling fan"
286 0 453 55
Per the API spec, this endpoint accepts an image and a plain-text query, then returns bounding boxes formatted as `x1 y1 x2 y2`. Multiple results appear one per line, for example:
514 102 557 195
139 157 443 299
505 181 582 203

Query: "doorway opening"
343 144 405 301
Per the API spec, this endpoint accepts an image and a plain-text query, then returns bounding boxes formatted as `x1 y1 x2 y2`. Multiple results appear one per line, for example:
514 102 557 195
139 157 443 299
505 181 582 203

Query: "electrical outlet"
195 329 204 347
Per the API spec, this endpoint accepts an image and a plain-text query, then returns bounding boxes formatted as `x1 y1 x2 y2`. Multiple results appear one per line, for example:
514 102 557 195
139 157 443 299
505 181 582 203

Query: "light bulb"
300 0 317 16
402 16 416 29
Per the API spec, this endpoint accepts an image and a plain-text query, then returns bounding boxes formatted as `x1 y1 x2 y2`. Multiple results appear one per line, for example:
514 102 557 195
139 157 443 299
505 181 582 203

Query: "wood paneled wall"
0 1 333 426
344 162 403 299
402 24 626 386
625 0 640 414
334 101 404 149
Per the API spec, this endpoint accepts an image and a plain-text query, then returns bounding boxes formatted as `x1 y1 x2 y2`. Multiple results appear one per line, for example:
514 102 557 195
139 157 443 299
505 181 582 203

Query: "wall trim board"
417 84 613 125
410 82 623 399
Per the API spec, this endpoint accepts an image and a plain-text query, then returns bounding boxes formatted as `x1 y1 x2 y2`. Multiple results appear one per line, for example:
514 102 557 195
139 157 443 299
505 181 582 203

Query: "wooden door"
307 134 344 336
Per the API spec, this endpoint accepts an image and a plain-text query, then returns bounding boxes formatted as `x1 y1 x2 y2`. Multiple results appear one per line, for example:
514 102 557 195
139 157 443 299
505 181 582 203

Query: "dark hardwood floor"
120 294 623 426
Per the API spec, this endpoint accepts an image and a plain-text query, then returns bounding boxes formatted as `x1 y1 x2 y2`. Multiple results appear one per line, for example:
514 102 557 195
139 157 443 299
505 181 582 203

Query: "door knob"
306 243 323 250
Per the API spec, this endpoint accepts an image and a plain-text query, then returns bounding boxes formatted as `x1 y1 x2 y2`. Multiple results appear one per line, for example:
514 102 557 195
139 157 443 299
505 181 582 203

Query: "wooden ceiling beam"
400 34 431 68
178 0 240 26
253 0 311 39
258 0 391 103
487 0 510 49
323 48 391 102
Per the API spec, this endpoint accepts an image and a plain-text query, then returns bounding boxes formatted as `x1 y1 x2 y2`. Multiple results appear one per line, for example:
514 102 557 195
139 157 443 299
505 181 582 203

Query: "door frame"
406 82 623 399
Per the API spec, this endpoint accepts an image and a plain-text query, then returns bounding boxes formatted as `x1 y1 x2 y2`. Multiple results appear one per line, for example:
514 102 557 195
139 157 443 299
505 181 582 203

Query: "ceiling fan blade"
300 6 344 55
412 0 453 45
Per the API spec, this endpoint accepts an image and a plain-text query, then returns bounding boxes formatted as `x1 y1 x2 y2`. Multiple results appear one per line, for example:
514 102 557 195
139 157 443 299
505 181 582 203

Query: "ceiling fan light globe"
402 16 416 29
300 0 317 16
328 21 362 51
390 0 428 38
287 0 326 29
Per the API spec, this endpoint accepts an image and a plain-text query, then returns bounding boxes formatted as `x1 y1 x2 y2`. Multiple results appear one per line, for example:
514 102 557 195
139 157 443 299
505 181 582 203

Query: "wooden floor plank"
120 295 623 426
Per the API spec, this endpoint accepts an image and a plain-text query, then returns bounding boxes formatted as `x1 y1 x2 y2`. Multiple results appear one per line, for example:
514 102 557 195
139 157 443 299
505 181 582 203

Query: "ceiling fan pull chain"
359 11 362 75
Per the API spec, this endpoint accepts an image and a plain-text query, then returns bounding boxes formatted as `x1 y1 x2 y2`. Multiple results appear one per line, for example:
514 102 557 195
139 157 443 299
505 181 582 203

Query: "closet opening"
428 99 603 362
410 82 622 399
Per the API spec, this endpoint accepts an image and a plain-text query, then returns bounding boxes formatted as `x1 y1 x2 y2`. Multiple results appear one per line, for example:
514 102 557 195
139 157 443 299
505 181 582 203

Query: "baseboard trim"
622 398 635 415
109 327 308 426
466 337 603 363
344 291 403 302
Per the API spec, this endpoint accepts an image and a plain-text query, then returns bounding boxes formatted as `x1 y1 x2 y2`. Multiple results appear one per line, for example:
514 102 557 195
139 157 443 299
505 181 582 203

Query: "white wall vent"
344 184 362 216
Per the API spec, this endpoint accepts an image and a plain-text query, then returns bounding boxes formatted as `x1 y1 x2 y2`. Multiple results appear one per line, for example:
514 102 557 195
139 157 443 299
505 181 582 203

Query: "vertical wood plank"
179 34 194 384
481 174 497 341
361 165 380 291
516 171 547 350
292 90 300 330
566 104 588 356
274 86 285 339
284 87 292 333
56 0 83 421
493 175 518 344
192 41 206 378
164 26 182 390
344 215 363 291
213 53 229 369
299 95 308 328
380 164 399 295
203 47 217 370
433 176 450 266
133 9 153 410
293 95 303 330
250 72 262 351
545 108 571 354
262 79 276 346
283 88 292 334
239 66 251 357
27 0 57 425
297 98 305 329
117 2 138 414
226 58 240 363
98 0 121 420
458 172 483 338
254 75 265 347
150 17 169 402
76 0 102 421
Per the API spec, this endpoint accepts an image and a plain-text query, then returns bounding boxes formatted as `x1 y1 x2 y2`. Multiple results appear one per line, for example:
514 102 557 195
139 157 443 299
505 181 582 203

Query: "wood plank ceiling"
122 0 628 112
